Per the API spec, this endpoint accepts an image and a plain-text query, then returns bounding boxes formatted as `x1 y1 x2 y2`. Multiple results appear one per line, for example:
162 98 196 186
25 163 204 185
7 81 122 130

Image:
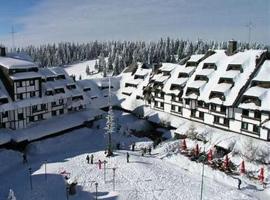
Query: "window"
199 112 204 119
41 104 47 110
16 81 22 87
178 107 182 113
211 104 217 111
160 102 164 108
29 116 34 122
253 125 260 134
154 101 158 107
254 110 261 119
171 105 175 111
38 114 43 120
16 94 23 100
29 80 35 86
214 116 219 124
220 105 226 113
51 102 56 107
224 118 229 126
242 109 249 117
59 109 64 114
52 110 57 116
241 122 248 130
32 105 38 112
30 91 35 97
198 101 204 107
191 110 196 117
59 99 64 105
2 111 8 118
185 99 190 106
18 113 24 120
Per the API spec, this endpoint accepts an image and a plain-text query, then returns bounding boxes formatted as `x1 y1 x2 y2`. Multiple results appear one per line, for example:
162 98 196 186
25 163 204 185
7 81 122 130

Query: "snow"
0 56 37 69
0 110 268 200
64 60 104 80
188 54 205 62
10 72 41 80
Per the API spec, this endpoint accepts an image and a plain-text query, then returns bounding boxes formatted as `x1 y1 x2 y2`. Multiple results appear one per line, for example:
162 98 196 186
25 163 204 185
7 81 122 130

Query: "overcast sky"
0 0 269 47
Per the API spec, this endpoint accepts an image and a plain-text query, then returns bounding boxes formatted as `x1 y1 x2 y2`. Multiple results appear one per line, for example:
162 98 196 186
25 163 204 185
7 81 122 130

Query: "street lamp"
28 167 33 190
95 182 98 200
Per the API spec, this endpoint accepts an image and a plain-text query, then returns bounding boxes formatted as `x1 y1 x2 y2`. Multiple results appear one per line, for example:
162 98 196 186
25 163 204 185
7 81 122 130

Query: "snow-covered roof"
134 68 149 77
183 49 265 106
188 80 206 89
10 72 41 80
0 56 37 69
253 60 270 82
212 83 232 94
39 68 57 78
187 54 205 63
159 63 178 72
152 74 169 83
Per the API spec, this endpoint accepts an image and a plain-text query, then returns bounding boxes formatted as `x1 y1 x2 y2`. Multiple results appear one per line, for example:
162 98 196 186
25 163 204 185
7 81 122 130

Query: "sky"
0 0 269 47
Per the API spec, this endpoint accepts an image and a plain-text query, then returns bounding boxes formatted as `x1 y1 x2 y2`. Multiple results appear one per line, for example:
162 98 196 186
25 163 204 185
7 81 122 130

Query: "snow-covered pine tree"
7 189 16 200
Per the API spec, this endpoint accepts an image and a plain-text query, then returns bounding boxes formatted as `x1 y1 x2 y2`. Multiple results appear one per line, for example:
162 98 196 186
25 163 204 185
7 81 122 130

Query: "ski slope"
0 110 268 200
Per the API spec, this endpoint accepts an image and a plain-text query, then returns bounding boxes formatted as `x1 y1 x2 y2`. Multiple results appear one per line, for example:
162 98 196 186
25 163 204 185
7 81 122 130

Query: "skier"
90 154 94 164
98 160 102 170
22 153 27 164
127 152 130 163
131 143 135 151
86 155 90 164
148 146 152 155
237 178 242 190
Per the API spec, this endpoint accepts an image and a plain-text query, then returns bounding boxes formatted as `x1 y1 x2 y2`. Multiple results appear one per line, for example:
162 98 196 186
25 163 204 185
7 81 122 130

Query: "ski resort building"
119 41 270 141
0 47 88 130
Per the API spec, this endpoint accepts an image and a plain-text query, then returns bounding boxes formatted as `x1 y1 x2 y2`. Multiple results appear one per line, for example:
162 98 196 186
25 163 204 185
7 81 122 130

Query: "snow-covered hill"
64 60 103 80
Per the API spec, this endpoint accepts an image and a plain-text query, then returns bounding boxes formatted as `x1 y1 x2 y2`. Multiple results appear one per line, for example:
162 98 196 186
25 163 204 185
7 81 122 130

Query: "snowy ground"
0 111 269 200
64 59 109 80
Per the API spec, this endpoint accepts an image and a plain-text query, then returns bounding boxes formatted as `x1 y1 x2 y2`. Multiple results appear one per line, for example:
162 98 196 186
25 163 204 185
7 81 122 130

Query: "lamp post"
113 167 116 191
29 167 33 190
200 142 207 200
95 182 98 200
45 160 47 181
104 160 107 182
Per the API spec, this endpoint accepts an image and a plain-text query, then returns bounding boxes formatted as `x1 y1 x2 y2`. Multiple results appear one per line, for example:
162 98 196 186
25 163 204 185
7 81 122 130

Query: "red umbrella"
240 160 245 174
223 155 229 170
207 149 213 163
258 167 264 183
181 139 187 151
195 144 199 156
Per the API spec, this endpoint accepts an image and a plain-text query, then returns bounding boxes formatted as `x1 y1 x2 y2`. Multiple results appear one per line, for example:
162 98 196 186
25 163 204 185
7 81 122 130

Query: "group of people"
86 154 94 164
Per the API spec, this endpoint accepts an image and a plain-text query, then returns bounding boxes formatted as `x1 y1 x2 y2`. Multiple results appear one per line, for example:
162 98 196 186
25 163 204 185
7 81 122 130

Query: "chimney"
227 40 237 56
0 46 6 57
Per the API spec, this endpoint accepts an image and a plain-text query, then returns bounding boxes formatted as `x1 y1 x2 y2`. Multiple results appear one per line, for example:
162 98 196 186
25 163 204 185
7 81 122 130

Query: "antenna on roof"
10 25 17 51
245 21 254 47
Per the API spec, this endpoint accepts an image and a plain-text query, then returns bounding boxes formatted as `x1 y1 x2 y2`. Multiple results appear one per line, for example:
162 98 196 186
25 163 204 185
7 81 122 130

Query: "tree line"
15 38 267 75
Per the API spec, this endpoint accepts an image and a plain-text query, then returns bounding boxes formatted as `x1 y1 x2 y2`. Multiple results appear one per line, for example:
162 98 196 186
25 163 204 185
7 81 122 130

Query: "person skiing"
127 152 130 163
237 178 242 190
131 143 135 151
86 155 90 164
148 146 152 155
90 154 94 164
98 160 102 170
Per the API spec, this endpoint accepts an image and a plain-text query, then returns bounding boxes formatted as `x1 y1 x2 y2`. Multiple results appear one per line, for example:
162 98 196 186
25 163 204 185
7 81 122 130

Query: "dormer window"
178 73 189 78
186 88 200 96
195 75 209 82
251 81 270 88
226 64 243 73
218 77 234 85
209 91 225 101
186 61 197 67
203 63 217 70
241 96 261 106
